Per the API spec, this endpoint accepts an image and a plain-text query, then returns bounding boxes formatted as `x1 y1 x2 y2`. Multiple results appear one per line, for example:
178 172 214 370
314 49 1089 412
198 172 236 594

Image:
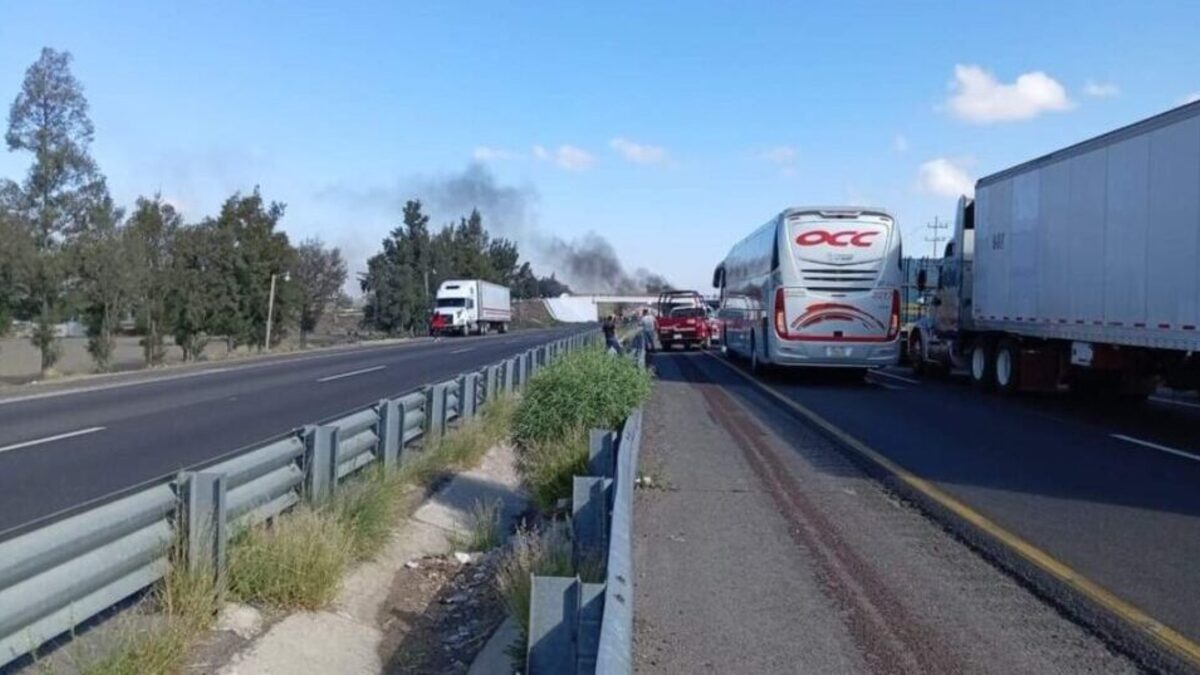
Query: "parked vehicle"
713 206 902 372
908 100 1200 396
430 279 512 336
655 291 712 350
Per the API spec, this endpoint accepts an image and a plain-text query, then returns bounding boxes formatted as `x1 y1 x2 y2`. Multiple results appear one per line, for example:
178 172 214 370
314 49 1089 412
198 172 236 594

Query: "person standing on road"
640 308 656 352
603 314 623 354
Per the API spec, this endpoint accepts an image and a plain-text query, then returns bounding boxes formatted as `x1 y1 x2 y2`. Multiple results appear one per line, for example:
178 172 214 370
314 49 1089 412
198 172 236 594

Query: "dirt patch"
378 550 509 675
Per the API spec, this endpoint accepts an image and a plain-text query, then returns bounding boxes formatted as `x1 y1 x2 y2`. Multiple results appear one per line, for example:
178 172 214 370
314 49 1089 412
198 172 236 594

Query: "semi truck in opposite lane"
909 100 1200 396
430 279 512 336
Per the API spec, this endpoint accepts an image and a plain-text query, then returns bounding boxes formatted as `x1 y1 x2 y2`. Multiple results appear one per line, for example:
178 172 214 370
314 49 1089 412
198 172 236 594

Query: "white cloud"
893 134 909 153
609 137 668 165
532 144 595 171
946 64 1073 123
472 146 513 162
1083 80 1120 98
1179 92 1200 106
919 158 975 198
758 145 798 165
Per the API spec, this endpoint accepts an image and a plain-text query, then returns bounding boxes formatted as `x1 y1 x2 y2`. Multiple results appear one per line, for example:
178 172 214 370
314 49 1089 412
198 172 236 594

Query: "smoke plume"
418 164 670 294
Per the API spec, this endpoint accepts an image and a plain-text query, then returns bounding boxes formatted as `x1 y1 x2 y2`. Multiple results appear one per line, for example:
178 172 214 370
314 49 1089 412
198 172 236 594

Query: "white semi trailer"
909 101 1200 396
431 279 512 336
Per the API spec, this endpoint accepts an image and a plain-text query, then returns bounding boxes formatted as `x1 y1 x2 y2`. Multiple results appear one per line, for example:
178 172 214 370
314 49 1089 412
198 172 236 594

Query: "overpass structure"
543 293 719 323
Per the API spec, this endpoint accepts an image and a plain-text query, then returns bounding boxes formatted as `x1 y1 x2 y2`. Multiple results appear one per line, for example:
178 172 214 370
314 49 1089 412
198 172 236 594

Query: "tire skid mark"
675 355 964 675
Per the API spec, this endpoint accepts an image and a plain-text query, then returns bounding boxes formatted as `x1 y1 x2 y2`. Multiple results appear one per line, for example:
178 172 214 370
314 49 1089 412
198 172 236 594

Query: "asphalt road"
664 348 1200 671
0 326 586 536
634 353 1140 674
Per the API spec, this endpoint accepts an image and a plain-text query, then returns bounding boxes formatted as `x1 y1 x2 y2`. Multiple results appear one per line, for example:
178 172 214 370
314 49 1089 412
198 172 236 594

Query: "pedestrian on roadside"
603 314 623 354
640 308 656 352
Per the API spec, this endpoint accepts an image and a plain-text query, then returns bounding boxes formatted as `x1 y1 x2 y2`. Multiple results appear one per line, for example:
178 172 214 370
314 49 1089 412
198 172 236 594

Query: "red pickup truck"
655 291 712 350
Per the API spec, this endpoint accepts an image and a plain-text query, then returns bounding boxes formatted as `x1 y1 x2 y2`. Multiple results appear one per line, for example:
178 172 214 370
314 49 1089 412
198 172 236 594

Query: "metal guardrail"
0 330 601 670
526 335 646 675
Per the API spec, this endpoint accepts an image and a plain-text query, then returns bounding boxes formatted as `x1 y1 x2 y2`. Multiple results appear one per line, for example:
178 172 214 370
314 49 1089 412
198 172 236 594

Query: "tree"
125 195 181 365
294 238 347 347
362 200 430 334
5 48 107 375
487 238 520 286
166 223 223 361
0 208 34 337
73 192 129 370
206 189 296 349
537 273 570 297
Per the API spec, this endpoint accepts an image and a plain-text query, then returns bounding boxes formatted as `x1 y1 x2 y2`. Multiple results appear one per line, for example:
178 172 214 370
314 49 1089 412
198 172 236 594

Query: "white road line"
0 426 106 454
316 365 386 383
869 369 920 385
1111 434 1200 463
1150 396 1200 411
450 347 475 354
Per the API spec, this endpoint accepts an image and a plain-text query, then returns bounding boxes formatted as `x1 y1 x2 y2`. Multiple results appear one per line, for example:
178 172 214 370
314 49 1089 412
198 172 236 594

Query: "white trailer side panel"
974 104 1200 352
1103 134 1150 326
1147 116 1200 328
478 281 512 322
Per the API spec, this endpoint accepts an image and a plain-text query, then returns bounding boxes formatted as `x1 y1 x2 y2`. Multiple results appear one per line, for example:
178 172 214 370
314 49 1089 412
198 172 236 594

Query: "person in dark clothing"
603 314 623 354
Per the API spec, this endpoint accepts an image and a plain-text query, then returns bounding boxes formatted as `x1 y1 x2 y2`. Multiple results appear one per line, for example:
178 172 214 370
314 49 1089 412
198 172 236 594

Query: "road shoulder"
633 353 1140 674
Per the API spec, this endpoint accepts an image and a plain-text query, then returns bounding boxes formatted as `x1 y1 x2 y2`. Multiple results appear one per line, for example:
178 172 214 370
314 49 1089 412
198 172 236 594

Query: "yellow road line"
704 352 1200 669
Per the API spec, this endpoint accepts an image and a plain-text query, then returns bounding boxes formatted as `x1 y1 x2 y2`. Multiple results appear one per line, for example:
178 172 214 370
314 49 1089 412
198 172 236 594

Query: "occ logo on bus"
795 230 880 248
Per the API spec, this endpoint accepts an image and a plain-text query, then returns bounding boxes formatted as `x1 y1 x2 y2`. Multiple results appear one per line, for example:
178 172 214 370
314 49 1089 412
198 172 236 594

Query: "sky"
2 0 1199 294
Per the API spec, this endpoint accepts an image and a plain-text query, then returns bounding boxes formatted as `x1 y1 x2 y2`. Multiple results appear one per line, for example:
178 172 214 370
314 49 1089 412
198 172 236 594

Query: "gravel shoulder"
633 352 1143 675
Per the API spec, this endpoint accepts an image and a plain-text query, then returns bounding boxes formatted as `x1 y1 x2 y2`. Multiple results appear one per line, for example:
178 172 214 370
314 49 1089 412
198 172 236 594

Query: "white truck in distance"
908 100 1200 397
431 280 512 336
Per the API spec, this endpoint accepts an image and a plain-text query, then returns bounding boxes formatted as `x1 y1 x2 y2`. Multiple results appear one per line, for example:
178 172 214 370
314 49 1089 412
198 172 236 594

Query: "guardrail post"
573 476 612 569
588 429 616 479
486 365 498 402
499 359 510 393
379 398 402 472
181 471 227 588
460 373 477 419
426 384 446 438
527 577 606 675
305 424 339 503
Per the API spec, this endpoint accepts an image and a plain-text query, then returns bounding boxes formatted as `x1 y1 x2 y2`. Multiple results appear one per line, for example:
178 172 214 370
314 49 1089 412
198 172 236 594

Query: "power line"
924 217 950 258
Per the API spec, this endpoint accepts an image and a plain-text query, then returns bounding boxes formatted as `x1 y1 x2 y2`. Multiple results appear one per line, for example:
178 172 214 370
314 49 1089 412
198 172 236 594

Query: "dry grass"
75 548 218 675
226 507 354 610
516 429 589 511
451 498 503 552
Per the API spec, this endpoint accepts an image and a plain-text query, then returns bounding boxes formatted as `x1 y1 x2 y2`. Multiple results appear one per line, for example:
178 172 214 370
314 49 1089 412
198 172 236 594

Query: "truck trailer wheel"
499 323 509 334
970 340 996 389
994 340 1021 394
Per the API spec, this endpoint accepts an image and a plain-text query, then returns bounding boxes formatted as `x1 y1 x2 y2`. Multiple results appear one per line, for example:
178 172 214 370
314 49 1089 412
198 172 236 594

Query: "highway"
652 350 1200 671
0 327 585 537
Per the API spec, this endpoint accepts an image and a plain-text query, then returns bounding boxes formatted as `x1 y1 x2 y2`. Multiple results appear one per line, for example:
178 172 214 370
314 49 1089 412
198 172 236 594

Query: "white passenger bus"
712 206 903 372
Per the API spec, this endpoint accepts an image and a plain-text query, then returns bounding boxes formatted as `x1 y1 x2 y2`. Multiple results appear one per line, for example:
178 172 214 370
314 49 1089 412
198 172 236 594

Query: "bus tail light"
887 289 900 340
775 287 788 337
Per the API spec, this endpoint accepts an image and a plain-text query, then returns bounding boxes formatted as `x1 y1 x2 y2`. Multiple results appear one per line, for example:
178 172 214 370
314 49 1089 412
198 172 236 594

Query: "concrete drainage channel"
0 330 600 671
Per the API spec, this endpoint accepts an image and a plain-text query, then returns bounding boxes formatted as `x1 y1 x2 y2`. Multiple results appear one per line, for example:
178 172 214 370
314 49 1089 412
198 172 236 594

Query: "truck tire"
750 331 762 374
994 339 1020 394
970 340 996 389
480 322 489 336
460 324 470 337
499 323 509 334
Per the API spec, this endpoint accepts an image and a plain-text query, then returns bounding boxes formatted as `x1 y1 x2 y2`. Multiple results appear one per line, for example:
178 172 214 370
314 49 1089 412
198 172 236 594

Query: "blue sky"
3 1 1199 293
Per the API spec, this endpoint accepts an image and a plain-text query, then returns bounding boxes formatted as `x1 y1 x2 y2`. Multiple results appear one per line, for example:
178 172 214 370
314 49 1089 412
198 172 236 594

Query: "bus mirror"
916 269 927 292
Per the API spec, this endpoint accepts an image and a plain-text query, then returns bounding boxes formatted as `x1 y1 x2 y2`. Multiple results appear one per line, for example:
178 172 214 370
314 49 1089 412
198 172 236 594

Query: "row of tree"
0 48 348 375
360 200 569 334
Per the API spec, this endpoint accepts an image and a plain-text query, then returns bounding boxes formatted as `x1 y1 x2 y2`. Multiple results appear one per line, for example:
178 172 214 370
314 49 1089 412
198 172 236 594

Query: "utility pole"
925 217 950 258
265 272 290 351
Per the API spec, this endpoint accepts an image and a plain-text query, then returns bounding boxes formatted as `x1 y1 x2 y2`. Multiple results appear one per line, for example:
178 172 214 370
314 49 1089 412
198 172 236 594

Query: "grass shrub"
517 430 589 511
452 498 503 552
512 349 651 447
495 522 575 635
226 507 353 610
